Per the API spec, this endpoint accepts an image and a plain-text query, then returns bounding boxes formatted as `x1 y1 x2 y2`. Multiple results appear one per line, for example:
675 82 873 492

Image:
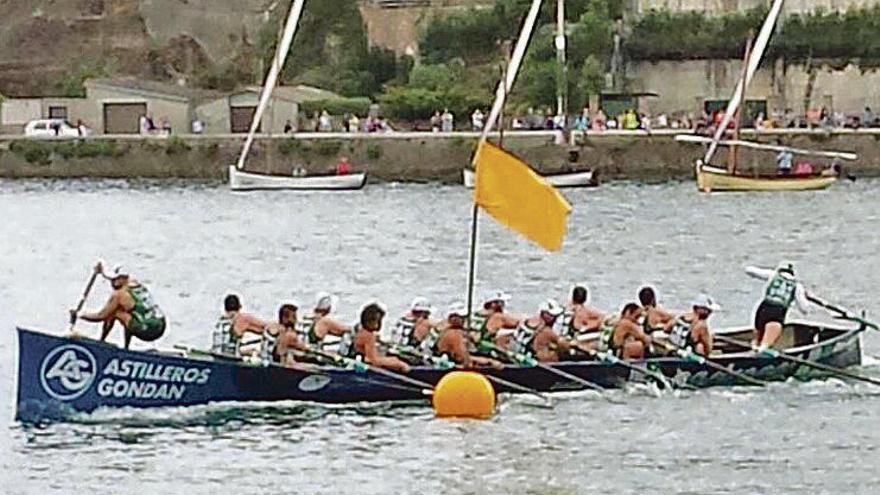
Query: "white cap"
410 297 432 313
539 298 564 317
109 265 129 279
315 292 337 311
447 302 468 318
692 294 721 311
482 290 511 304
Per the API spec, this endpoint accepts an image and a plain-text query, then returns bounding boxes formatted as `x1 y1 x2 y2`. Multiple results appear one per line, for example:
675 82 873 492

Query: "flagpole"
464 0 543 323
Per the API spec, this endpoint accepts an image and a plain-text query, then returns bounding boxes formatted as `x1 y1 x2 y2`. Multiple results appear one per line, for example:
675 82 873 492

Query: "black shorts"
754 301 787 340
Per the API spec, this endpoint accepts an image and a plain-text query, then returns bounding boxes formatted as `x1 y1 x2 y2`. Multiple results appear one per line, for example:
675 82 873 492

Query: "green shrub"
278 138 303 156
300 97 372 116
10 141 52 165
366 143 382 160
313 140 342 156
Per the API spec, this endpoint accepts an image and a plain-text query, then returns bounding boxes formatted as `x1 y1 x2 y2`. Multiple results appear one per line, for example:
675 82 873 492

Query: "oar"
68 265 101 332
653 340 767 386
479 342 610 395
715 334 880 387
806 293 879 331
570 343 679 391
303 347 435 395
385 343 553 405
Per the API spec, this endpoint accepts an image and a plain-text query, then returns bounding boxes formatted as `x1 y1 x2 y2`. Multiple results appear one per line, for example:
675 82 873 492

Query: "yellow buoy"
432 371 496 419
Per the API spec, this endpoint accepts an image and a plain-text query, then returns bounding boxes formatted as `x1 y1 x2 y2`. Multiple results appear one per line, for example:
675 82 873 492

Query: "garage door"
104 103 147 134
230 106 260 133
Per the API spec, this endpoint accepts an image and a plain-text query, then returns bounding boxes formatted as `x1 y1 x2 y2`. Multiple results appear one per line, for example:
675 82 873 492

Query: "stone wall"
635 0 880 15
1 131 877 181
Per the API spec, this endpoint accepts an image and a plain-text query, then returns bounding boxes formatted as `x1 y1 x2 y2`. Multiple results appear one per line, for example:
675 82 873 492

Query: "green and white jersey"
212 314 239 357
668 315 695 350
764 273 797 308
597 317 617 353
511 319 541 356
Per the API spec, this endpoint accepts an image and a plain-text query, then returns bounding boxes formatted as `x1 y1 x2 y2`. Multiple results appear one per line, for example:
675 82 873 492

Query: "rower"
511 299 571 363
668 294 720 356
470 290 521 349
611 303 651 360
387 297 438 348
561 284 605 340
296 292 351 352
213 294 275 357
71 263 166 349
746 262 809 350
271 302 308 366
347 302 410 372
638 286 675 333
435 302 503 369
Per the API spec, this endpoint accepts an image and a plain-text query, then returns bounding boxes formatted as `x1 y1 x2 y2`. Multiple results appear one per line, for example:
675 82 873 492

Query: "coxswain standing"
470 290 521 349
667 294 720 356
608 303 651 360
347 302 410 372
435 302 503 369
746 262 809 350
511 299 571 363
71 263 166 349
638 286 676 333
297 292 351 352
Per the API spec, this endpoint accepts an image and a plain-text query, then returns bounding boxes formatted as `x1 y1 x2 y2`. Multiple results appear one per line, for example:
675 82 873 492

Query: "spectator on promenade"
318 110 333 132
348 114 360 133
573 108 589 131
639 112 651 131
471 108 485 131
430 111 441 132
76 120 91 137
335 156 352 175
624 109 639 130
139 114 150 135
655 113 668 129
863 107 876 127
552 112 566 130
512 117 525 130
160 117 171 135
544 108 555 130
592 108 607 131
441 108 454 132
283 120 293 134
192 118 205 134
525 107 542 130
379 118 393 132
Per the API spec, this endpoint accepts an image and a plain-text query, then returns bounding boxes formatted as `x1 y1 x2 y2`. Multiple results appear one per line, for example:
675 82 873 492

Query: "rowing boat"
16 318 865 422
229 166 368 191
695 162 838 193
462 168 597 188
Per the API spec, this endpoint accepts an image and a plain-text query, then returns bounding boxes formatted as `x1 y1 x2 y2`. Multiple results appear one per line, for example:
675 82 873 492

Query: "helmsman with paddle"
746 262 809 351
70 262 166 349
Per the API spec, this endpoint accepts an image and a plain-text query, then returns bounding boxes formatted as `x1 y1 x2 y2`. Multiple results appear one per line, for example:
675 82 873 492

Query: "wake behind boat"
15 318 867 423
229 166 367 191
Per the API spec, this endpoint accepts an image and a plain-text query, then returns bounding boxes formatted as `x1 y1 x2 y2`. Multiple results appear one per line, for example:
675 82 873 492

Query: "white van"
24 119 80 138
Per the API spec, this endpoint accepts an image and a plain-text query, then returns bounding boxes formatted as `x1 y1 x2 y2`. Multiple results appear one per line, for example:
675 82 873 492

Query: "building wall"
629 59 880 116
197 94 298 134
84 86 193 134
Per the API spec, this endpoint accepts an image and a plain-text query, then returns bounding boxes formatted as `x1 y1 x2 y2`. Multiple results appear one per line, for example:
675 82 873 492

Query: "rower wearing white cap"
71 262 166 349
511 299 571 363
469 290 521 348
296 292 351 352
435 302 503 369
746 262 809 350
667 294 720 356
388 297 439 348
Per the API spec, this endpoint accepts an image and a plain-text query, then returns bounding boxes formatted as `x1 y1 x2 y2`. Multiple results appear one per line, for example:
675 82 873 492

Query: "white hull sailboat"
228 0 365 192
462 168 596 188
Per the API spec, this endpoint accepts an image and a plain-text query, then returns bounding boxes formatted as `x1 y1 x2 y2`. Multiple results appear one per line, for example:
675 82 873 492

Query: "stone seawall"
1 130 878 182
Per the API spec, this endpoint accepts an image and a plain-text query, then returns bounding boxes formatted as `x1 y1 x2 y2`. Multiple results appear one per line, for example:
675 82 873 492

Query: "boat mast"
235 0 307 170
555 0 567 124
465 0 543 325
728 36 753 174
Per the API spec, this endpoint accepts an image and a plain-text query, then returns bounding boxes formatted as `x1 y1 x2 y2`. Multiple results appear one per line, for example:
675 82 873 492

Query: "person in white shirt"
745 262 809 351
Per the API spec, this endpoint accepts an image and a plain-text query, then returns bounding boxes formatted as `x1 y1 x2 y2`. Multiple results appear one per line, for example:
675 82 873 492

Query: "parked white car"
24 119 80 138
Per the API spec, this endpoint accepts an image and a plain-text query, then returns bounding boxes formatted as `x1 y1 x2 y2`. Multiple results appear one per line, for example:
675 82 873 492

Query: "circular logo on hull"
297 374 332 392
39 345 97 401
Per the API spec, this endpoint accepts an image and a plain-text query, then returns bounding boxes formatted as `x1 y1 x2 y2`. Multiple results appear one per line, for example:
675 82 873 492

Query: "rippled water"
2 178 880 494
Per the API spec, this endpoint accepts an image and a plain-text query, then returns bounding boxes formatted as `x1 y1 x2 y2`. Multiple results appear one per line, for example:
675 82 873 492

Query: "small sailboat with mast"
228 0 367 191
676 0 857 193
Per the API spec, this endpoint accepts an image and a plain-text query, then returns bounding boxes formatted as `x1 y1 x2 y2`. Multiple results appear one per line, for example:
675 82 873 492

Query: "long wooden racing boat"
462 168 597 189
229 166 368 191
695 162 838 193
15 319 866 422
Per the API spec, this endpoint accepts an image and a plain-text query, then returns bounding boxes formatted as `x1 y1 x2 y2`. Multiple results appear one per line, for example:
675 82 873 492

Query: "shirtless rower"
667 294 720 356
638 286 676 333
511 299 571 363
269 302 308 366
560 285 605 341
71 263 166 349
746 262 809 350
213 294 278 357
347 302 410 372
387 297 439 349
435 302 503 369
609 303 651 360
470 290 521 349
296 292 351 352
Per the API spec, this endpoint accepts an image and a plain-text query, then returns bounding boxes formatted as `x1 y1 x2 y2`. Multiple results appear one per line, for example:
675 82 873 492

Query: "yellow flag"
473 141 572 251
